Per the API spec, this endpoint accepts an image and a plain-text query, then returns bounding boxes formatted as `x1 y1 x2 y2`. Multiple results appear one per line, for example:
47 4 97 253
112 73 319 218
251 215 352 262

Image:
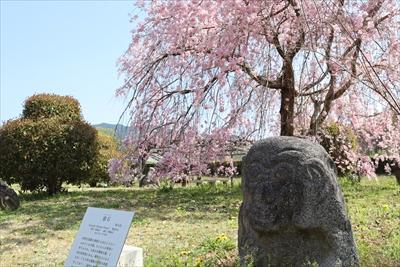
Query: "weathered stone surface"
238 136 359 267
393 169 400 185
0 180 20 210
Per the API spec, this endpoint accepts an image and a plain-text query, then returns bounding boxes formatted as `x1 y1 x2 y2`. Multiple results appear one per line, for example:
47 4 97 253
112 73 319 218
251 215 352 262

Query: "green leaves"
0 94 98 195
22 93 82 121
86 131 120 187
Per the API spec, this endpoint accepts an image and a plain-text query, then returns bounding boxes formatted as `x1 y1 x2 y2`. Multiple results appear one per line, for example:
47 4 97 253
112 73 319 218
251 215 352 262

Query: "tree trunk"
279 88 295 136
309 120 319 136
308 101 321 136
47 178 60 195
89 181 97 187
280 58 296 136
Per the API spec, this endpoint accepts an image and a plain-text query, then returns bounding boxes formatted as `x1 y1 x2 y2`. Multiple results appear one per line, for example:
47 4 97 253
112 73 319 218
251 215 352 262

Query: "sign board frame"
64 207 134 267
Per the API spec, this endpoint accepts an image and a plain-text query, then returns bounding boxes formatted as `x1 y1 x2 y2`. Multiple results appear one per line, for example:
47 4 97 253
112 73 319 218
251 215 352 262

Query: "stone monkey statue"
239 136 359 267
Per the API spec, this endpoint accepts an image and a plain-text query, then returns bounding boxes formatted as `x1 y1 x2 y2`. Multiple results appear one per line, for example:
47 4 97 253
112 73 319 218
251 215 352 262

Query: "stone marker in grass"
238 136 359 267
117 245 143 267
0 180 19 210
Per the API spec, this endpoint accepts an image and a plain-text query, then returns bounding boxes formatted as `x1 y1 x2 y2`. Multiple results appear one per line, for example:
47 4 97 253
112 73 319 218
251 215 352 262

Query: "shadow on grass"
0 236 36 254
2 177 396 235
0 183 242 234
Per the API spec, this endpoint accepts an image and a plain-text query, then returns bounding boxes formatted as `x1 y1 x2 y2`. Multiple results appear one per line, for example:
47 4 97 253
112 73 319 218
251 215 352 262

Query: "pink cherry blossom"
111 0 400 183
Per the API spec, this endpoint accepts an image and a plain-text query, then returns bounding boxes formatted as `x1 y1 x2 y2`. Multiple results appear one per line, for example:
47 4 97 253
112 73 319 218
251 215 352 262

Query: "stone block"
117 245 143 267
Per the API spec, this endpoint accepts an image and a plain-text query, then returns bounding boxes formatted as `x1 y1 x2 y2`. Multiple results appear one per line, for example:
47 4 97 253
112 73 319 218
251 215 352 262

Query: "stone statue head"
239 136 359 266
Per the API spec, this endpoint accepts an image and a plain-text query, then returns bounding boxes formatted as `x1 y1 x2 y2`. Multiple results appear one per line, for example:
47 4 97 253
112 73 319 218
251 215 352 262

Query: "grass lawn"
0 176 399 266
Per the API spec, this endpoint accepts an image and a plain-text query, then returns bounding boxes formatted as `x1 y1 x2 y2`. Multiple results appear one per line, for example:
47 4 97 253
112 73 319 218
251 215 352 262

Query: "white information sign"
64 207 134 267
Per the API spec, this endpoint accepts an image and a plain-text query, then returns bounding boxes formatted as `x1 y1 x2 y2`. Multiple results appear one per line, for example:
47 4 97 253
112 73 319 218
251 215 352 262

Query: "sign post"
65 207 134 267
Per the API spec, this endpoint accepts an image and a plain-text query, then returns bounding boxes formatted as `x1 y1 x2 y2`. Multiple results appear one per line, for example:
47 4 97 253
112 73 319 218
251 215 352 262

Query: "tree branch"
240 62 283 89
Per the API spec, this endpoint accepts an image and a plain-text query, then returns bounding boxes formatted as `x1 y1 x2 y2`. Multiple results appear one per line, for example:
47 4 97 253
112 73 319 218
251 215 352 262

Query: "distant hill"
93 123 129 140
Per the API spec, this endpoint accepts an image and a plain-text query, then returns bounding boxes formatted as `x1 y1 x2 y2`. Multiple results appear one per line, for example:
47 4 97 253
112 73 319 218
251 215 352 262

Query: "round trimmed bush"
0 118 98 194
0 94 99 195
22 93 82 121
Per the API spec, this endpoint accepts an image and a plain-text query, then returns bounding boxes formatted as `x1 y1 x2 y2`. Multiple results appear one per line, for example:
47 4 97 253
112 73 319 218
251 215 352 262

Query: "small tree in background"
0 94 98 195
87 131 120 187
317 123 362 178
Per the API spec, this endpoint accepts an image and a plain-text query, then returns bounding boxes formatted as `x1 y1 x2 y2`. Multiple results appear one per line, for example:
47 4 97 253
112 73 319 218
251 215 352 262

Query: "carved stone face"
242 139 338 234
239 137 359 267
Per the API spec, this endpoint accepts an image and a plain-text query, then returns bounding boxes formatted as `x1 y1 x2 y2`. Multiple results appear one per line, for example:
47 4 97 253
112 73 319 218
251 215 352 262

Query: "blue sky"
1 0 137 125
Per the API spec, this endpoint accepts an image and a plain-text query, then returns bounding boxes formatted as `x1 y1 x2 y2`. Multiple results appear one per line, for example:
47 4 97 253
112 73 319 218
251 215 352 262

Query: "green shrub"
22 93 82 121
0 94 98 195
0 118 98 194
87 131 120 187
318 123 358 177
